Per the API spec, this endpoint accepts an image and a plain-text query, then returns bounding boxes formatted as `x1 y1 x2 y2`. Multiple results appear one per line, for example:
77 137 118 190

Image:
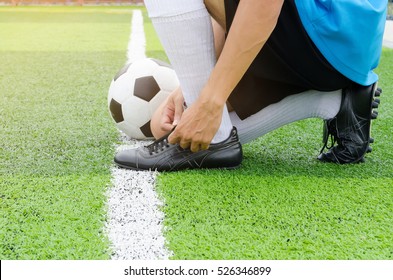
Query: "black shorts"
224 0 352 119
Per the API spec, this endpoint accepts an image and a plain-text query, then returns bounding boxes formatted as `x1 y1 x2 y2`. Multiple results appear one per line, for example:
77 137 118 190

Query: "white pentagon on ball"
108 58 179 139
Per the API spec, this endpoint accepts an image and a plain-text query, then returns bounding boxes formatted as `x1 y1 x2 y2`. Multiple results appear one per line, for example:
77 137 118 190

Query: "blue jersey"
295 0 387 85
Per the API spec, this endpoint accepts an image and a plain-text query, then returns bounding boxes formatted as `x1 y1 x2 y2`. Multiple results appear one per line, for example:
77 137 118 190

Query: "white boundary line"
105 9 172 260
127 9 146 64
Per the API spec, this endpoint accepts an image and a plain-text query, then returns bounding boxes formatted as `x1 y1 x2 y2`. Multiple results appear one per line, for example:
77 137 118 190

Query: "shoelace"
147 126 177 155
147 136 170 155
320 120 337 154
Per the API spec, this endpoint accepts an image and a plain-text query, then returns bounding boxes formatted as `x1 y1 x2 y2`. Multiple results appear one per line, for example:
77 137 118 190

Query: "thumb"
173 101 185 126
168 127 179 144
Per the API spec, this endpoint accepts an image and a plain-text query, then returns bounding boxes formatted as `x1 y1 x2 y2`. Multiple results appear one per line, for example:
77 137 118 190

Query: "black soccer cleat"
114 127 243 171
318 83 381 164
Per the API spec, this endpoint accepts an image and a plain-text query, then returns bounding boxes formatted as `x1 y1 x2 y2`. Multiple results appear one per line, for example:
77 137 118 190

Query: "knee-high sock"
144 0 233 143
230 89 342 144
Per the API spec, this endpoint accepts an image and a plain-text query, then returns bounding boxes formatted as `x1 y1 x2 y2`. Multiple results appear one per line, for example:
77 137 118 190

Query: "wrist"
199 83 227 110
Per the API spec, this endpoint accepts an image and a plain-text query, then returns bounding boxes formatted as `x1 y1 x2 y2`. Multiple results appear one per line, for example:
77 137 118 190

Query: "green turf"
2 5 393 260
0 6 136 259
156 49 393 260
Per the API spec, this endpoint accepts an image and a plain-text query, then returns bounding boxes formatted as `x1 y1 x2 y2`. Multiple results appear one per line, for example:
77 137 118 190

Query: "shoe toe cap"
114 149 138 168
317 151 338 163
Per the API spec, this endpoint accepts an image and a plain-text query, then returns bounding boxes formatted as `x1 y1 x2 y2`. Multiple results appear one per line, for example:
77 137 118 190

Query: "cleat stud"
371 111 378 119
372 101 379 108
375 88 382 97
367 146 372 153
369 137 374 143
374 98 380 104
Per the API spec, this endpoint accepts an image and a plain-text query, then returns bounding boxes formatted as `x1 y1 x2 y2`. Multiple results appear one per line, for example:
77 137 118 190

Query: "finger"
190 141 201 153
161 122 174 132
173 101 184 126
168 129 180 144
160 117 174 132
179 138 191 149
200 142 210 151
162 107 174 123
161 111 175 131
191 141 210 153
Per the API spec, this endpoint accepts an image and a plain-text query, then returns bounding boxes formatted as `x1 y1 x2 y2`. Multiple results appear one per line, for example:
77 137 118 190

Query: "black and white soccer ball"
108 58 179 139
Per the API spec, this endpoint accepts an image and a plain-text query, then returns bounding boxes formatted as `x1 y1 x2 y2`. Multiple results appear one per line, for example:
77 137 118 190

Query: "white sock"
230 89 342 144
145 0 233 143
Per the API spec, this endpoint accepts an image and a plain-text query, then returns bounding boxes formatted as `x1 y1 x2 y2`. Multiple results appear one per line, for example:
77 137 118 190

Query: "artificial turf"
0 6 135 259
1 5 392 260
156 49 393 260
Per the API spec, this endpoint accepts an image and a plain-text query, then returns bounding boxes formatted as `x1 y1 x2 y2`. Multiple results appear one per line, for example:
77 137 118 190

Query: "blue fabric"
295 0 387 85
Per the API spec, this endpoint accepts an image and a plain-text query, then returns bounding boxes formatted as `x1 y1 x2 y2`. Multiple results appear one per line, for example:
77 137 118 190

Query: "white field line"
105 9 172 260
127 9 146 64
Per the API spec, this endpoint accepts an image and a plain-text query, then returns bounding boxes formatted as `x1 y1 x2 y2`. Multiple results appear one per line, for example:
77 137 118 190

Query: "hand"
168 94 224 153
160 86 185 132
150 87 185 139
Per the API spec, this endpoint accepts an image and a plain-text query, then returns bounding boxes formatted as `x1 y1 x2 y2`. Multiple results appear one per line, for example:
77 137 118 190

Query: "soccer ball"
108 58 179 139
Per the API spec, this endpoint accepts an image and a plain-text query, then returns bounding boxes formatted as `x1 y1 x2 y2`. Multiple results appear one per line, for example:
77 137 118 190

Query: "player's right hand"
161 86 185 132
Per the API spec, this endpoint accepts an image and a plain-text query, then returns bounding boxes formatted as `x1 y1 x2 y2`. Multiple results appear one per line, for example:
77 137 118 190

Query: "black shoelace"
320 120 337 154
146 135 171 155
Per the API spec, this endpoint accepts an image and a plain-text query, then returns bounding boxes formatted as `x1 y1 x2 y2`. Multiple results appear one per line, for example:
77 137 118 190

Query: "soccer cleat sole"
365 86 382 158
114 162 241 172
